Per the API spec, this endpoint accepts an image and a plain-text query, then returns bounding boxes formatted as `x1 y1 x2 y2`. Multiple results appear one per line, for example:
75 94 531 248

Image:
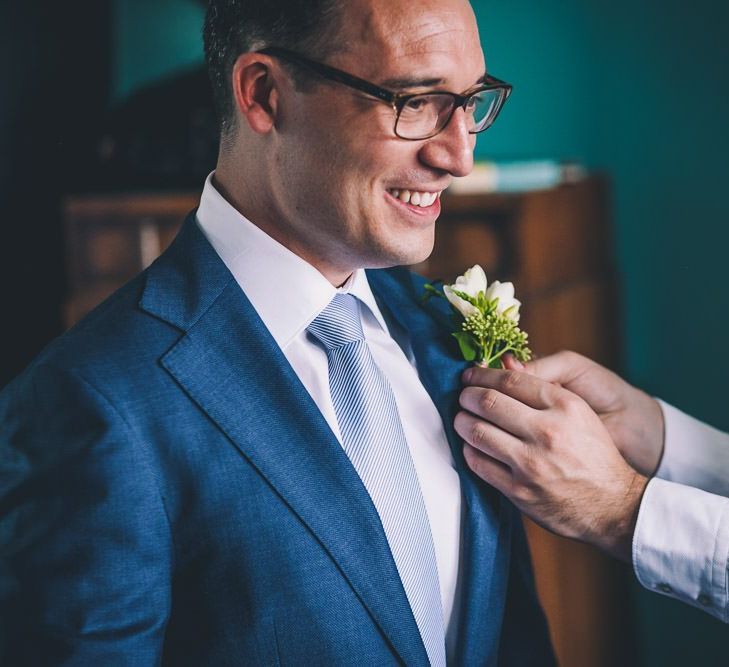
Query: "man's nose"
418 107 475 178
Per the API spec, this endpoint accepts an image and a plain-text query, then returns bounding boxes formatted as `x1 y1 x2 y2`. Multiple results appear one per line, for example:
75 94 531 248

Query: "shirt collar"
195 172 390 350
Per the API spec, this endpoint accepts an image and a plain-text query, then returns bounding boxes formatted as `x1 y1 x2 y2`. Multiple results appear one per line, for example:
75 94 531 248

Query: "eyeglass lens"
395 89 505 140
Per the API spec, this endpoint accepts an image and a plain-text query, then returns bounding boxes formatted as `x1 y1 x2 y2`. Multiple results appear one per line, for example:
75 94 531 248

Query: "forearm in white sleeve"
633 477 729 621
632 399 729 620
656 399 729 496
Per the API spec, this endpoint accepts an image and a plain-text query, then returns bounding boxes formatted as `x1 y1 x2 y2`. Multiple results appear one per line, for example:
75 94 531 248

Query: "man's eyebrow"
378 72 488 91
379 76 446 89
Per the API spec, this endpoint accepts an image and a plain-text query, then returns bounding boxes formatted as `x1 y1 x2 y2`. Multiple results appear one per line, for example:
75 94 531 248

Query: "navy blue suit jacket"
0 217 555 665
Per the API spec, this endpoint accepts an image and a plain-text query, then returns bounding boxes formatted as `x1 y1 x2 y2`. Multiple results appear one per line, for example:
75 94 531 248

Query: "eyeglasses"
257 46 512 141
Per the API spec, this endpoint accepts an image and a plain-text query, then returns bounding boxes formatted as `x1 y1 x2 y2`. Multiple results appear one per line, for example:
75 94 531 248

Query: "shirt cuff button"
656 583 673 594
698 593 713 607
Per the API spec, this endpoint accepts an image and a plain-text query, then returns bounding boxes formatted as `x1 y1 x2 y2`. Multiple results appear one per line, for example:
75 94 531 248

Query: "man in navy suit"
0 0 555 664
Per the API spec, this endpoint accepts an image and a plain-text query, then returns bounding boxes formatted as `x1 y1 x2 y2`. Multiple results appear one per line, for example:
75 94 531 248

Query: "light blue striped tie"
308 293 446 667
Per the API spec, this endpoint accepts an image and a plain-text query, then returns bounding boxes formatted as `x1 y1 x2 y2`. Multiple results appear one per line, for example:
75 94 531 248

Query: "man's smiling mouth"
386 189 443 208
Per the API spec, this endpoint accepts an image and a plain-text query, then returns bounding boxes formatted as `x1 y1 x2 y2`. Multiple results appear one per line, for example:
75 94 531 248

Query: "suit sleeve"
497 507 556 666
0 363 172 666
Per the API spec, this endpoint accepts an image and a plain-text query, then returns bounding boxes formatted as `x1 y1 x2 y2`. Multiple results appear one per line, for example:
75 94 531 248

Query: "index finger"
462 366 560 410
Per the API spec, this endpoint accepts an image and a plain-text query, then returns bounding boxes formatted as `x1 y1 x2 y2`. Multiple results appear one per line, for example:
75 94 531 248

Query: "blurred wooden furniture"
422 177 631 667
64 175 629 666
64 192 200 326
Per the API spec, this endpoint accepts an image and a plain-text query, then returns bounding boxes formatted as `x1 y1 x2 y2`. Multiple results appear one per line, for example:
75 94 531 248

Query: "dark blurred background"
1 0 728 664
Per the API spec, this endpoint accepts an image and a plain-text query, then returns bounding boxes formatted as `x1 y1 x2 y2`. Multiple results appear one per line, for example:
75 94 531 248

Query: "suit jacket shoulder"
0 218 555 666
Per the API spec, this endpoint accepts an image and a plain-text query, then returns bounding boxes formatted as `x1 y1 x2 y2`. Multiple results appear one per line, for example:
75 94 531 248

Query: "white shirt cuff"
633 477 729 621
656 399 729 497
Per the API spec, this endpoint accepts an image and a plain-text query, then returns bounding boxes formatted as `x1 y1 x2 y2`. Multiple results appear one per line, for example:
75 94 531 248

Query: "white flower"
443 264 487 317
486 280 521 322
429 263 531 365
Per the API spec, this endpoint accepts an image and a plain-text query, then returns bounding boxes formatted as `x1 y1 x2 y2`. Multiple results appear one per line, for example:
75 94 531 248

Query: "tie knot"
307 293 365 350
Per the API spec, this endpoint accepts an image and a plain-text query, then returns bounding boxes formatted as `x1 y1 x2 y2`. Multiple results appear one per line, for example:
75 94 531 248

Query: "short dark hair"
203 0 344 138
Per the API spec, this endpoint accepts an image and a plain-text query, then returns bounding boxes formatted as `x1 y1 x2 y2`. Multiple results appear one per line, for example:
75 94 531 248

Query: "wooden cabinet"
64 192 200 327
414 175 618 364
64 175 629 666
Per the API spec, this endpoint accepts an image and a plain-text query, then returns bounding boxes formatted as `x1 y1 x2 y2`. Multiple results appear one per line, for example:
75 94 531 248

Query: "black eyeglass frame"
257 46 513 141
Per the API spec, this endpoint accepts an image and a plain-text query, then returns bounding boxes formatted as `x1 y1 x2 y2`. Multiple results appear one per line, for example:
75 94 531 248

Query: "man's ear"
230 53 280 134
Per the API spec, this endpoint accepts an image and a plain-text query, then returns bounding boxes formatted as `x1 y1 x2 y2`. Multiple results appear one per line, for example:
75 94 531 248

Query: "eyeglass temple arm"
257 47 397 105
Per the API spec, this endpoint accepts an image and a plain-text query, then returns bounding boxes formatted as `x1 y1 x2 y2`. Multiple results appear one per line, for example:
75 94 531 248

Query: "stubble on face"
266 0 485 284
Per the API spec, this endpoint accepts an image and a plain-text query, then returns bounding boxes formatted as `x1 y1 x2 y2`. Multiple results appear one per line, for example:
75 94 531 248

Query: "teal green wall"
475 2 729 428
115 1 729 664
111 0 203 102
482 5 729 664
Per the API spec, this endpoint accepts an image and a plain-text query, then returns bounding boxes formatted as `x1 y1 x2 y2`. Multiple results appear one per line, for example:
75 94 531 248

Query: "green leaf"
453 331 478 361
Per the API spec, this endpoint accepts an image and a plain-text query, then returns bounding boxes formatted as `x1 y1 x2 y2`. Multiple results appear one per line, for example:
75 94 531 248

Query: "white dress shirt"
195 174 463 654
633 400 729 621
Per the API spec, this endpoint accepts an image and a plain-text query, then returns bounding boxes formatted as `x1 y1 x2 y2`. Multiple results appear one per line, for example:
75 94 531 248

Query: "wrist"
624 392 665 476
646 396 666 473
597 470 649 562
638 394 665 475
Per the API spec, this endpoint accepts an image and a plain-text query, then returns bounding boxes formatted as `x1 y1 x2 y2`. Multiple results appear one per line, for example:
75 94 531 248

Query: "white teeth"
389 188 440 207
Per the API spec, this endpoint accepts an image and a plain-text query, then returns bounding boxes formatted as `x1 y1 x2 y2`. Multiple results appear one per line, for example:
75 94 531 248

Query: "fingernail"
462 368 473 383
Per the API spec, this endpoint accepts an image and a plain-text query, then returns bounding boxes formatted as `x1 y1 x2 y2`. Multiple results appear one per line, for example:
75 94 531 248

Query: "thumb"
502 353 525 371
524 350 587 385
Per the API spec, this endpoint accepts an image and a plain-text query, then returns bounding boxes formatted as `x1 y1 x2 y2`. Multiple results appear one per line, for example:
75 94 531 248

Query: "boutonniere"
424 264 532 367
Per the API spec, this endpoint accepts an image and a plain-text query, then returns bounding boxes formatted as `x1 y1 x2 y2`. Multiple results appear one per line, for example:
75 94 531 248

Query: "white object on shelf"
448 160 587 194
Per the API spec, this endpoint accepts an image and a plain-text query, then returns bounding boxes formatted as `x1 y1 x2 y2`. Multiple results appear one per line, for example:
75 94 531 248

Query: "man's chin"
397 231 437 267
365 238 436 270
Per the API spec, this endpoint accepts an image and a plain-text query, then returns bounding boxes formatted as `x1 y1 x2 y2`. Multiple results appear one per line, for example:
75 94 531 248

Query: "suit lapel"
367 267 508 666
140 218 428 665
